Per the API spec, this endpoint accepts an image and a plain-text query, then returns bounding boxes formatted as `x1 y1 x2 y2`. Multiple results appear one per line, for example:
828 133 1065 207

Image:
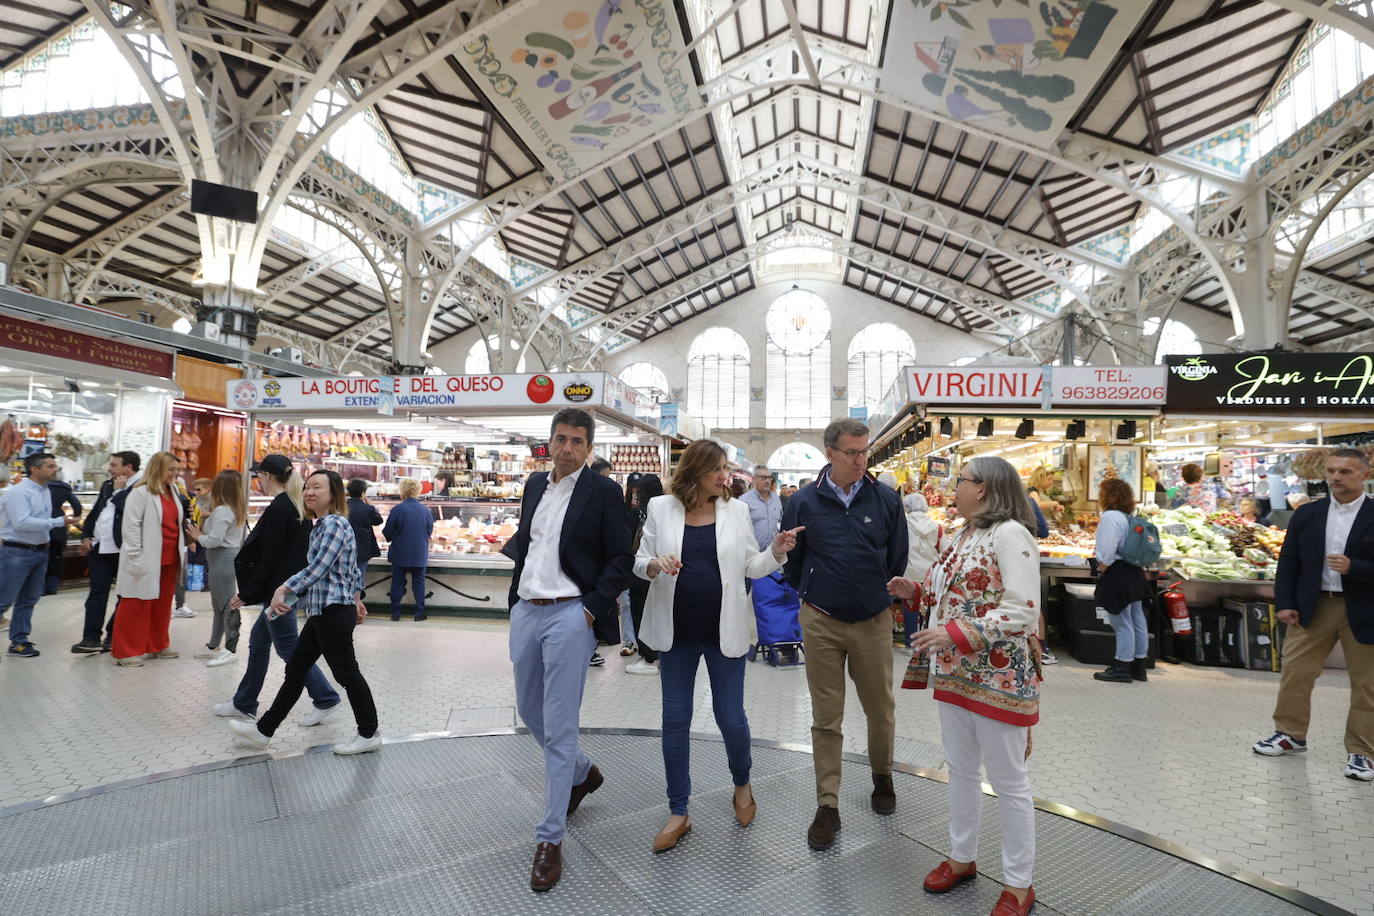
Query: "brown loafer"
567 764 603 815
652 817 692 853
871 773 896 814
530 842 562 892
733 789 757 827
807 805 840 851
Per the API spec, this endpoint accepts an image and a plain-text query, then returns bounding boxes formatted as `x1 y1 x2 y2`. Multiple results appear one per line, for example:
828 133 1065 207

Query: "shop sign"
1050 366 1167 406
904 367 1043 405
1 314 172 379
1165 353 1374 409
228 372 608 412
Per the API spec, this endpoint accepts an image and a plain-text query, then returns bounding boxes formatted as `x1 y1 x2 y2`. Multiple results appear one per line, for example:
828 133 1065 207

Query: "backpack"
1117 514 1162 568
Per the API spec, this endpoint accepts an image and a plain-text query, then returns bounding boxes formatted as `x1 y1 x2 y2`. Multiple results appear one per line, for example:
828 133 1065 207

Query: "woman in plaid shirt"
227 469 381 756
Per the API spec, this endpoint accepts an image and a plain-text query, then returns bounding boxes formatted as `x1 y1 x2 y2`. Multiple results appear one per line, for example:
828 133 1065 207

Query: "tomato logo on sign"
526 375 555 404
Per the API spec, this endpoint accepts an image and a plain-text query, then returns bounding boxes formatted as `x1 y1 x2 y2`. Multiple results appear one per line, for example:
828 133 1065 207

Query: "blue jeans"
1 544 50 645
618 590 634 645
510 597 597 844
1107 601 1149 662
659 644 752 816
232 608 340 715
389 566 426 618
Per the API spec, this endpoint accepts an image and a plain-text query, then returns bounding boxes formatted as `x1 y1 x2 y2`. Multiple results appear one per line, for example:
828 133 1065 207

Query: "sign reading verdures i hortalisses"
1165 353 1374 409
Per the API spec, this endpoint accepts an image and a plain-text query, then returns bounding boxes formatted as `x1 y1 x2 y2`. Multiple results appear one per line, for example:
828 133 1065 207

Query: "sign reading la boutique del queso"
1165 353 1374 410
228 372 604 412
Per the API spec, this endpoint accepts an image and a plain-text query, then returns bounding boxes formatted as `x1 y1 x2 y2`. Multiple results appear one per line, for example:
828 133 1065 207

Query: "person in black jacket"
507 408 631 893
44 473 82 594
346 478 382 591
781 418 907 852
72 451 139 653
211 455 341 726
624 474 663 674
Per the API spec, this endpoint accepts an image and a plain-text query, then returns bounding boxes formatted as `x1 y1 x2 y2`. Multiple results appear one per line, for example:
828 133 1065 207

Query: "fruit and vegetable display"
1140 504 1285 580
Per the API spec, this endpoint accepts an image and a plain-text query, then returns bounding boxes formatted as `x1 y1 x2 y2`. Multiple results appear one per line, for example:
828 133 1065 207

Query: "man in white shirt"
1255 448 1374 782
507 408 631 892
72 451 141 654
0 453 72 657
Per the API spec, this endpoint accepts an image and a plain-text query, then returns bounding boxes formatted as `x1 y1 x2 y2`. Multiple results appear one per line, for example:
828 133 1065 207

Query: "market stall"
228 370 665 615
171 354 249 486
1 308 179 585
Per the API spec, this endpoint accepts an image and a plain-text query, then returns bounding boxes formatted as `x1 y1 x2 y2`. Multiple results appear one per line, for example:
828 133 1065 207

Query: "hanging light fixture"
939 417 953 437
1116 420 1138 441
977 417 994 437
1015 418 1034 439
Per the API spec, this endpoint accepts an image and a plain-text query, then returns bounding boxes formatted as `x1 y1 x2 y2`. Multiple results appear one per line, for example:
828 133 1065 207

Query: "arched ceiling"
2 0 1372 368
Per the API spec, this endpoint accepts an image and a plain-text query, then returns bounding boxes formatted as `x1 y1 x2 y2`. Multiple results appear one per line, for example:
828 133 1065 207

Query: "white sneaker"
193 647 218 659
333 733 383 756
228 718 269 748
298 703 341 727
1253 731 1307 756
1040 649 1059 665
1346 754 1374 781
173 605 196 618
212 701 254 720
205 648 235 667
626 658 659 675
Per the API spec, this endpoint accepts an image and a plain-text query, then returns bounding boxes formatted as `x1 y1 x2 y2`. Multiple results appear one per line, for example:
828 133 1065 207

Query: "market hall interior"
4 0 1374 914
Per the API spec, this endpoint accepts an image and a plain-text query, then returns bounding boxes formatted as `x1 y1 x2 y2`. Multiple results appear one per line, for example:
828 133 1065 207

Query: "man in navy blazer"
507 407 631 892
1254 448 1374 782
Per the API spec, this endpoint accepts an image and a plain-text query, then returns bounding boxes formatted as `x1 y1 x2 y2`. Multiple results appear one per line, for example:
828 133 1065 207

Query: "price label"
1162 524 1189 536
1211 524 1235 537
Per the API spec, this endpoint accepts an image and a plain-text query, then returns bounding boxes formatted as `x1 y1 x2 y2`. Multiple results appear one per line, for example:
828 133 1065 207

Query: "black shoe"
807 805 841 850
100 638 111 653
1093 662 1133 683
8 642 40 658
71 639 103 654
871 774 896 815
390 613 401 622
413 614 428 622
588 652 606 667
1129 659 1148 682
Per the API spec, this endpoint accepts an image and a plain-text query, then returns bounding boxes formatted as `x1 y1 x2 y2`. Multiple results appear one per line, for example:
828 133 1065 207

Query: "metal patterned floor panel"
0 732 1334 915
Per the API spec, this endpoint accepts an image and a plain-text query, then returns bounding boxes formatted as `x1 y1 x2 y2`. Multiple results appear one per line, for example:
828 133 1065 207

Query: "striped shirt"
283 513 360 617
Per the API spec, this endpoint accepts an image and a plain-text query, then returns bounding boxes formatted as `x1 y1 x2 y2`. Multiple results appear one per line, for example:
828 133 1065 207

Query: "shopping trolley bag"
749 571 804 667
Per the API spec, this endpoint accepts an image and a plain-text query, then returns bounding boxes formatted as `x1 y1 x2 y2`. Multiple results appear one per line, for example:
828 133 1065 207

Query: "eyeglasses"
832 447 870 461
956 475 982 485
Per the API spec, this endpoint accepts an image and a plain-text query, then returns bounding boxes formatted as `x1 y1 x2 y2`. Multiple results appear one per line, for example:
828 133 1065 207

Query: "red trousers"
112 563 176 659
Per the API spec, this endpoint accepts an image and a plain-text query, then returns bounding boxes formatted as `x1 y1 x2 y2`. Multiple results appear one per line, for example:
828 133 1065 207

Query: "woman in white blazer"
635 439 802 853
111 451 185 666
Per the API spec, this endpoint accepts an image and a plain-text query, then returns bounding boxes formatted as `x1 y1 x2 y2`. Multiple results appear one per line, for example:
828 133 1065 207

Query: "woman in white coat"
111 451 184 666
636 439 803 853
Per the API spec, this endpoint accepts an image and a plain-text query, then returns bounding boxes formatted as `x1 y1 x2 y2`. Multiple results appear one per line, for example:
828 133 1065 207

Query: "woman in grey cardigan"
187 470 248 667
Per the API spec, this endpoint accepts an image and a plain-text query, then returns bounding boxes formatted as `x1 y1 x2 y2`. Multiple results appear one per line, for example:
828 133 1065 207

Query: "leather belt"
2 540 47 551
527 596 580 606
1321 589 1344 598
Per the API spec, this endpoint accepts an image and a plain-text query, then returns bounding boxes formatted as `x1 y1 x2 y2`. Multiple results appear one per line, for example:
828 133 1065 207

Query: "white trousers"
939 702 1036 888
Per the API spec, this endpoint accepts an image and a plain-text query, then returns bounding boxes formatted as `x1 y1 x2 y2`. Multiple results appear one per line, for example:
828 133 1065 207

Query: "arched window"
1144 317 1202 361
618 362 670 402
766 289 831 428
687 327 750 428
847 323 916 419
465 336 526 374
766 442 826 481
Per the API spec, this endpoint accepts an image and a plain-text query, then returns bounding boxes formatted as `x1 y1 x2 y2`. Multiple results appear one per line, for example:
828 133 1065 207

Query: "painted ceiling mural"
457 0 700 181
881 0 1149 147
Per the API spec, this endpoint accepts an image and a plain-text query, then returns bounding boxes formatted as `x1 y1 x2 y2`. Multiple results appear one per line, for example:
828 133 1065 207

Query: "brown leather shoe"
567 764 603 815
652 817 692 853
871 773 896 815
733 787 757 827
529 842 562 892
807 805 841 851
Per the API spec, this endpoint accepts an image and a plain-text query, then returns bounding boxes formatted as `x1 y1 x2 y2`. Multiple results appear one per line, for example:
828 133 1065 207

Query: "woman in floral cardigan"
888 455 1041 916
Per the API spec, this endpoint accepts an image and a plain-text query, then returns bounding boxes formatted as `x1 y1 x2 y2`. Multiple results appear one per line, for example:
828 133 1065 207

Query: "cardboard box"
1189 606 1245 668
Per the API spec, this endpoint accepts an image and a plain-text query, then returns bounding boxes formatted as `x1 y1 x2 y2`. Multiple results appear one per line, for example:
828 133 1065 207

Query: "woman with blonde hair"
228 469 380 756
188 469 248 666
111 451 184 667
635 439 803 852
888 455 1041 916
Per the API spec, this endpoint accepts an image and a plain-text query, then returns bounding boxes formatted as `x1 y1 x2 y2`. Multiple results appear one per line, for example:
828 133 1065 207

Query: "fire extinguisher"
1163 582 1193 635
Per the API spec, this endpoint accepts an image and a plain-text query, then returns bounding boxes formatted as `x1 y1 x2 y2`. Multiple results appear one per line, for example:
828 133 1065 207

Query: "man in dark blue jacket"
72 451 140 653
1253 448 1374 782
782 418 908 851
507 407 630 892
381 478 434 621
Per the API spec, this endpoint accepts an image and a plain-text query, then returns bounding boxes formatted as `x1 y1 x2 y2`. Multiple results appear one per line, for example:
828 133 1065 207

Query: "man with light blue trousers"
506 407 631 892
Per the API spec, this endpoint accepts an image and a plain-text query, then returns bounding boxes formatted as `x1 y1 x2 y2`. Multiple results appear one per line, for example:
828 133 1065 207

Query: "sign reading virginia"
881 0 1148 148
457 0 700 181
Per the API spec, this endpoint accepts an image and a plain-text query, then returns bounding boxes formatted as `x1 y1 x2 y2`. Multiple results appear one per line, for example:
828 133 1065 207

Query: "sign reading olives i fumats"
228 372 605 411
1165 353 1374 410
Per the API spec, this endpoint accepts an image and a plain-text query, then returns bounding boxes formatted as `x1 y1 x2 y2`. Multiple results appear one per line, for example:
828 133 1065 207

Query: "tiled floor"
1 589 1370 914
